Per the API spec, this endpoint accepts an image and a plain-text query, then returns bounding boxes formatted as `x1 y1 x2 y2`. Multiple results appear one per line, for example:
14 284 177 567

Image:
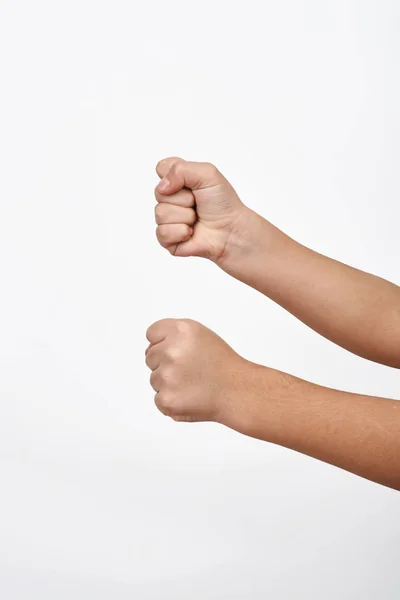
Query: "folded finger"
156 224 193 248
150 369 162 392
155 203 196 226
145 343 164 371
155 186 194 208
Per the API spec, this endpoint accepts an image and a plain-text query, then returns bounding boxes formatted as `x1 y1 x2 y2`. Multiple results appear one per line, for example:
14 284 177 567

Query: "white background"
0 0 399 598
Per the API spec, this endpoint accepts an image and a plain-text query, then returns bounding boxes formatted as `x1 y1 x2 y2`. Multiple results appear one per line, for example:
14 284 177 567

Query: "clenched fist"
154 157 253 263
145 318 247 423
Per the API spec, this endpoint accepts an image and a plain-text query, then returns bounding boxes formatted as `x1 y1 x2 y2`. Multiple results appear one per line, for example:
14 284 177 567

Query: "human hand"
154 157 254 263
145 318 247 423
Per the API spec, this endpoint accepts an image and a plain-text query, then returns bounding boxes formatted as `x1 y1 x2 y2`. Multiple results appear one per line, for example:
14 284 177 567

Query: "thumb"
156 159 224 195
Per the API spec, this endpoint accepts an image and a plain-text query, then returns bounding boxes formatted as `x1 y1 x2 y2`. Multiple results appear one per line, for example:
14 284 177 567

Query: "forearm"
219 209 400 368
219 361 400 490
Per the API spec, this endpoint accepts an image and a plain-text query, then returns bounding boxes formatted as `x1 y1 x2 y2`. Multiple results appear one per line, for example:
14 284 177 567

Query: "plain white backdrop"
0 0 399 598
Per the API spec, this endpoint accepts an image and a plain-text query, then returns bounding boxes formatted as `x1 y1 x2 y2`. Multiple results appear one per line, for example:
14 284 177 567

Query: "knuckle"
149 371 158 389
145 352 152 368
155 391 172 415
154 203 165 224
154 186 169 202
176 318 193 335
187 208 197 224
146 324 157 344
180 189 195 208
203 161 219 176
154 393 166 414
172 161 185 177
156 225 168 243
155 391 164 407
164 344 182 363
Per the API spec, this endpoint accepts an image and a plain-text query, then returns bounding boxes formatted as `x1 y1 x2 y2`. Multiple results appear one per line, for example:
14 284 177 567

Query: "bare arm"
145 319 400 491
154 159 400 368
218 208 400 368
150 159 400 489
221 359 400 490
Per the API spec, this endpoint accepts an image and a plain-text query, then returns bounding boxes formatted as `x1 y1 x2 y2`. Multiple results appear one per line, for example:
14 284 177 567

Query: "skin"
146 157 400 491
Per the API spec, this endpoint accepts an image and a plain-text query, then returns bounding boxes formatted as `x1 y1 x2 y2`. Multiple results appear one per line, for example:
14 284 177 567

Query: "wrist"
216 360 300 445
216 359 274 436
213 207 265 268
214 208 295 285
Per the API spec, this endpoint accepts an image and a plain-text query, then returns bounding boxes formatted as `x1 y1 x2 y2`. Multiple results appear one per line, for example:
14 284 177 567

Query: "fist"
153 157 249 262
145 318 243 423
